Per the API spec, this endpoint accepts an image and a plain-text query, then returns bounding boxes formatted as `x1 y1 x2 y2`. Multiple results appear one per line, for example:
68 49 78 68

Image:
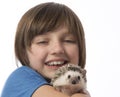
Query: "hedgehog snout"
72 80 77 84
68 75 81 84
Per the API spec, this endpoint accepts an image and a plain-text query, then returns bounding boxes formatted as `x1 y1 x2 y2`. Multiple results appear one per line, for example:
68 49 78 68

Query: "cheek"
66 46 79 64
33 51 46 63
29 45 47 59
27 48 46 65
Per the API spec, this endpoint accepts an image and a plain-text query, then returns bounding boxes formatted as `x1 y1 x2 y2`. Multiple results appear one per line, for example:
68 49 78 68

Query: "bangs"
28 3 79 44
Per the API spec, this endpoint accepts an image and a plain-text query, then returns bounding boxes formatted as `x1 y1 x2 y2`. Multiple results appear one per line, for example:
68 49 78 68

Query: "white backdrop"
0 0 120 97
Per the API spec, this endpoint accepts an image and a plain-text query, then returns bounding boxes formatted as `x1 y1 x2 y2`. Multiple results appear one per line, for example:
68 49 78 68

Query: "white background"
0 0 120 97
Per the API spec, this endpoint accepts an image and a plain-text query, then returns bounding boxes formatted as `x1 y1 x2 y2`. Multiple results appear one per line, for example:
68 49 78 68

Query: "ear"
67 64 71 67
82 69 86 77
82 69 87 82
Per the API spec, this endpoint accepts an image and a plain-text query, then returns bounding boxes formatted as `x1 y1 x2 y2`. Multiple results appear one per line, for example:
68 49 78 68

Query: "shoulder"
1 66 49 97
8 66 47 83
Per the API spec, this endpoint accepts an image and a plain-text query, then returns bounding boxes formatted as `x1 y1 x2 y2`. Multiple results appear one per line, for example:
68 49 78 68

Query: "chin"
45 72 55 79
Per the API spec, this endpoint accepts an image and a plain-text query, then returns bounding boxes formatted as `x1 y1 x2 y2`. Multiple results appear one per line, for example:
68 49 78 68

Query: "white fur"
53 70 86 88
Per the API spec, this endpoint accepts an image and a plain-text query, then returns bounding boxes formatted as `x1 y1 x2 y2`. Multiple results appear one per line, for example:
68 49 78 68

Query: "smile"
45 61 67 66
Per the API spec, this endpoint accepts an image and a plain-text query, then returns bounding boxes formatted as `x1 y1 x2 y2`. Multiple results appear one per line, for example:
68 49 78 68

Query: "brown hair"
15 2 86 68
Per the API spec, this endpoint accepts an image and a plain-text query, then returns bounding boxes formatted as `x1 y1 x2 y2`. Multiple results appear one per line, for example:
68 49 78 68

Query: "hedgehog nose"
72 80 76 84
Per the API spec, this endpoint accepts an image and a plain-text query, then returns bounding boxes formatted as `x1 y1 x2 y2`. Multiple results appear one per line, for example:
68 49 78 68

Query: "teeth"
47 61 64 66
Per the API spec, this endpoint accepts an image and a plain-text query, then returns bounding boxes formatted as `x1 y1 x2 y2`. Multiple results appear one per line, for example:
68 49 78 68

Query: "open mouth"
45 61 68 67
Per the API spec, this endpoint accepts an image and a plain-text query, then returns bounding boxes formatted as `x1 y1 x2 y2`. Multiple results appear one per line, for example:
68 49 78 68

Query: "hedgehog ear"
67 64 72 69
82 69 86 77
67 64 72 71
68 63 73 67
68 64 70 67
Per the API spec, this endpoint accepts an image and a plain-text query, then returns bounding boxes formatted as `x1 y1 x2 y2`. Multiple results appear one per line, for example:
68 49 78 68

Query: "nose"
72 80 77 84
50 41 64 55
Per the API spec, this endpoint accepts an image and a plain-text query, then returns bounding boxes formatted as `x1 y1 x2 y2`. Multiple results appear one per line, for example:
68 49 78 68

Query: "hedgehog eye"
68 75 71 79
78 76 80 80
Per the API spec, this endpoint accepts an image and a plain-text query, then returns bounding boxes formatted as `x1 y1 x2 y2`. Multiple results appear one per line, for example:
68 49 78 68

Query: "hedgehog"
51 64 87 96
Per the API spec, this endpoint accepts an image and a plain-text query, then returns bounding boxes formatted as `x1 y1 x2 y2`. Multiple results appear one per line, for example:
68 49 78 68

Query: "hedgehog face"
65 71 82 85
51 64 86 87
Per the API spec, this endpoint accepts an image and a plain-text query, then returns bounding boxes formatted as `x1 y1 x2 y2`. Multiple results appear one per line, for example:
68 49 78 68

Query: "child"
1 2 90 97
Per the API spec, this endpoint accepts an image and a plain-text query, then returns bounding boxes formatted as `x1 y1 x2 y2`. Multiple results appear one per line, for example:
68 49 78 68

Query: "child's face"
27 26 79 79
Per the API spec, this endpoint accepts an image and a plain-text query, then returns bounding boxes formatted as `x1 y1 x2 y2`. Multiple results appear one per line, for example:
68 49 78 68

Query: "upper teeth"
47 61 64 66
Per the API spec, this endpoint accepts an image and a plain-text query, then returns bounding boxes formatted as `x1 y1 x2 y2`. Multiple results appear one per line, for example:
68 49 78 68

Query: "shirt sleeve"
1 66 49 97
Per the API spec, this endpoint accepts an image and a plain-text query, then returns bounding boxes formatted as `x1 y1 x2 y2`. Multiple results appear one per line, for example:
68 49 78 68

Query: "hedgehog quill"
51 64 87 96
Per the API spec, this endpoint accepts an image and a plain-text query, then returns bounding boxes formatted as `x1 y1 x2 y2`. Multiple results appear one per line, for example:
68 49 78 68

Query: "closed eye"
37 41 48 44
64 40 76 43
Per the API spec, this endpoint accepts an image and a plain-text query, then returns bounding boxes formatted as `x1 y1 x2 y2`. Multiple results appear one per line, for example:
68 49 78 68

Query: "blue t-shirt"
1 66 49 97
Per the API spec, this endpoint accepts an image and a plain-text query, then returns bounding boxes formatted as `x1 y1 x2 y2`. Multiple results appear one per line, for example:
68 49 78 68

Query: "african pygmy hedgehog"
51 64 87 96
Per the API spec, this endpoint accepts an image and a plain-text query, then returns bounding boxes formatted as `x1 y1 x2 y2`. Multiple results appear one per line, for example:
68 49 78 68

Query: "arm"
71 93 91 97
72 90 91 97
32 85 90 97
